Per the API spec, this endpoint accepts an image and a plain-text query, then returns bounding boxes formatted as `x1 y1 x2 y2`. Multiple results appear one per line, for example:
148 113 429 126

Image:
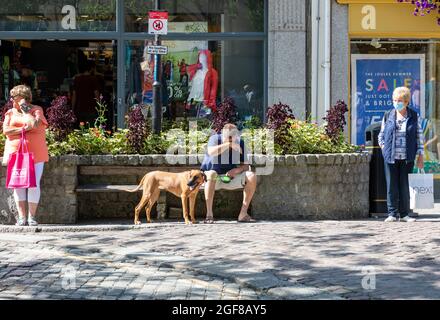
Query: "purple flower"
323 100 348 143
46 96 77 142
397 0 440 19
127 106 149 154
212 97 238 133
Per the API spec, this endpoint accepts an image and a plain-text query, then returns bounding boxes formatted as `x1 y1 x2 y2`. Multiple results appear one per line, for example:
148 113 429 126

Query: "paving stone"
4 220 440 299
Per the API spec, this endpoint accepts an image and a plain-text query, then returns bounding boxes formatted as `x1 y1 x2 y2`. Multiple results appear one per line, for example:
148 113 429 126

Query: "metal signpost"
149 4 168 134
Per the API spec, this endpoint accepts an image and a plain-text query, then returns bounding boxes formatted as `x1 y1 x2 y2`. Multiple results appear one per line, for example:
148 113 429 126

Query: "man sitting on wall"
201 123 257 223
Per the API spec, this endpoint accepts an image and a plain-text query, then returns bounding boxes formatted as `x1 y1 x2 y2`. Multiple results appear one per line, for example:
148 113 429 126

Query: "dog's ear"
201 171 207 182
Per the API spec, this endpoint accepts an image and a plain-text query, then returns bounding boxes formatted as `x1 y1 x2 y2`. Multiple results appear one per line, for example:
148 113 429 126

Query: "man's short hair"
222 124 239 137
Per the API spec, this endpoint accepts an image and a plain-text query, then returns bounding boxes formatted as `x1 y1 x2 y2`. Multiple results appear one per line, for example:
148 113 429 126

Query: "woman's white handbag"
409 169 434 210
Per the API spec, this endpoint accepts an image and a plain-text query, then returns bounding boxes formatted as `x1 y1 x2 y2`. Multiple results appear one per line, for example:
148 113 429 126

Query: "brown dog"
127 170 206 225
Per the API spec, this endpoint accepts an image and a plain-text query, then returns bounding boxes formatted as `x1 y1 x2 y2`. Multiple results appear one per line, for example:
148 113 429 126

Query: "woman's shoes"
15 217 27 226
204 216 215 224
28 216 38 226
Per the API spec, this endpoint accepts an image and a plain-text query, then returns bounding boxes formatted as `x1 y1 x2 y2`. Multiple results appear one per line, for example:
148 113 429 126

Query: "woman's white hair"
10 85 32 102
393 87 411 103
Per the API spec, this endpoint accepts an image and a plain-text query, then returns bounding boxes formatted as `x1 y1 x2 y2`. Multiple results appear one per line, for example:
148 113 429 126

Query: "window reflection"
0 0 116 31
125 40 264 123
125 0 264 33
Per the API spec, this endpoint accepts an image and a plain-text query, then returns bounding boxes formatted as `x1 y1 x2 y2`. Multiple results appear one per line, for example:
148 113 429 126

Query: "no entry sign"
148 11 168 35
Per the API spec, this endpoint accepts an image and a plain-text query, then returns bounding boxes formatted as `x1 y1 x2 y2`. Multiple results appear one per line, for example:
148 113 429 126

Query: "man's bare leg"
238 171 257 221
204 171 217 221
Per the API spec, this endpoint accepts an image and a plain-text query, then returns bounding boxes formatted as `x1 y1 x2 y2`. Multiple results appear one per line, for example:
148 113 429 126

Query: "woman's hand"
417 155 424 170
23 113 37 131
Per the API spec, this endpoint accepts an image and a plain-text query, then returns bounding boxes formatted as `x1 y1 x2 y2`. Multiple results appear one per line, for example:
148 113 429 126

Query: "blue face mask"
394 102 405 111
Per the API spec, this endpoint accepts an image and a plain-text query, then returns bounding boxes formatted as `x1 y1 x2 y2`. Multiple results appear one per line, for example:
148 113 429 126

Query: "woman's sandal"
204 216 215 224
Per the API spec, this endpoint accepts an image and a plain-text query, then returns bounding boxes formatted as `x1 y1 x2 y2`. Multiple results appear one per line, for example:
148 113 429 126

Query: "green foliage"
94 96 108 129
63 127 111 155
45 116 359 156
241 128 273 155
242 116 263 130
277 120 359 155
107 129 130 155
143 134 173 155
47 130 74 157
0 133 6 156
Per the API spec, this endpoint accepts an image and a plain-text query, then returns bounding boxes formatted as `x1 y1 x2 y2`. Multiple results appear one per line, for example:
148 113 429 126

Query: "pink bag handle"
18 128 30 154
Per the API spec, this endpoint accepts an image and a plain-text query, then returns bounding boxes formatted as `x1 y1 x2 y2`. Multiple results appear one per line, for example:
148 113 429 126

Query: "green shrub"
279 120 359 155
107 129 131 155
241 128 273 155
43 118 359 157
144 134 173 154
242 116 263 130
47 130 74 156
0 133 6 156
63 128 112 155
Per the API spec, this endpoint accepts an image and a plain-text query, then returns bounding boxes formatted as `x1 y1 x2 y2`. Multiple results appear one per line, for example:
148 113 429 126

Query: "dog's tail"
125 175 146 193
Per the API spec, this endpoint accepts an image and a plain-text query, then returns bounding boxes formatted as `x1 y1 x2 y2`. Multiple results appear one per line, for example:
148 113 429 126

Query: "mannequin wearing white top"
187 52 208 103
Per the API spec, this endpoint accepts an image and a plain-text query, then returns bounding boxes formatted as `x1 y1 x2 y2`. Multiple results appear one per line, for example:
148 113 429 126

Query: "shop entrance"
0 40 116 129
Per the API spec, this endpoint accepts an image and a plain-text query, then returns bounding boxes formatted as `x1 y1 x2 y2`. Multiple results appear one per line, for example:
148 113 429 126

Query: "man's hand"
226 168 243 179
229 142 242 154
417 155 424 170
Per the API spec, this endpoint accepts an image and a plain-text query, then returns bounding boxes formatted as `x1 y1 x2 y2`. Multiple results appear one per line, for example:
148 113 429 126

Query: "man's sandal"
238 215 257 223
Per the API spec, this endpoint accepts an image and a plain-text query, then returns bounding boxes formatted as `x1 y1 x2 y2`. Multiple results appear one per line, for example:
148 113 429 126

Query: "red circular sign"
153 20 164 31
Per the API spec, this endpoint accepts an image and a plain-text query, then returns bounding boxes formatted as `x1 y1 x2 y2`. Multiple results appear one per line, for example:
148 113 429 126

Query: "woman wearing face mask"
2 85 49 226
378 87 424 223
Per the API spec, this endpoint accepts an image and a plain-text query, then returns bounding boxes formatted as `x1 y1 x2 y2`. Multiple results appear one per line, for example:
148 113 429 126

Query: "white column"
311 0 331 124
268 0 307 119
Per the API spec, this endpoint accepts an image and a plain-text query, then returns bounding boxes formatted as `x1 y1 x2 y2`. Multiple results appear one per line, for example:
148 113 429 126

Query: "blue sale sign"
351 54 425 145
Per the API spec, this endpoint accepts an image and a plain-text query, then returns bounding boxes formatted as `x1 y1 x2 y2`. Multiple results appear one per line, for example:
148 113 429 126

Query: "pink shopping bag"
6 129 36 189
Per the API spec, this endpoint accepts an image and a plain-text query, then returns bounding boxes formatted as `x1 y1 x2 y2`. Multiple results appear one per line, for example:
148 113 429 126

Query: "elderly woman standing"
2 85 49 226
378 86 424 223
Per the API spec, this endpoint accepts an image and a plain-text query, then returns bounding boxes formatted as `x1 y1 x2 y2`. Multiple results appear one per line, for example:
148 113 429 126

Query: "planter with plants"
0 96 370 224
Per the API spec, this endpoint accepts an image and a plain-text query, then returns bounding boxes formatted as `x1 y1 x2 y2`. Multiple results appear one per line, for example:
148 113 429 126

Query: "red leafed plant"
323 100 348 143
212 97 238 133
266 102 295 148
46 96 76 142
127 105 149 154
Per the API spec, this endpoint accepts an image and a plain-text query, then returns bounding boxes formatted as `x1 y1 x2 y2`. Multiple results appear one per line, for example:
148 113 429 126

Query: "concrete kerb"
0 222 207 233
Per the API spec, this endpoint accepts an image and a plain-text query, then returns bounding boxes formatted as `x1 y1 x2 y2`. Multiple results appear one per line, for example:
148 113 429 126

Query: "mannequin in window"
186 50 218 117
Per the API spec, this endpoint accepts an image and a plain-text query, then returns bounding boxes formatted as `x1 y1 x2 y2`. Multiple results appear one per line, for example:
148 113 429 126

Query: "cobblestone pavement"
2 218 440 300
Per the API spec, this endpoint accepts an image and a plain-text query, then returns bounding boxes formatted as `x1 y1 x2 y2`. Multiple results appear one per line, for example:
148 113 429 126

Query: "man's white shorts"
203 170 247 190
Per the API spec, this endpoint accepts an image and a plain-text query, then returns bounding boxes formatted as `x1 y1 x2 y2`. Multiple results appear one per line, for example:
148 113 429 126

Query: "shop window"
350 40 440 175
0 0 116 31
125 0 265 33
125 39 264 123
0 40 117 129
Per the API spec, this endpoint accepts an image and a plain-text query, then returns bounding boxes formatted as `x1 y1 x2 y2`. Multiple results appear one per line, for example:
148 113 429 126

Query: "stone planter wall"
0 153 371 224
252 154 371 220
0 156 77 224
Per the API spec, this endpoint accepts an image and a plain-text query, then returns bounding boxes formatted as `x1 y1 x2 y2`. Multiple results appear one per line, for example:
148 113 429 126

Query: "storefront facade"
334 0 440 179
0 0 311 130
0 0 270 128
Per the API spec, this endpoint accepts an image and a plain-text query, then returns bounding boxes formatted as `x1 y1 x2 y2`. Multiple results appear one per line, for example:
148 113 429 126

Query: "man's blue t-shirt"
200 134 248 175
